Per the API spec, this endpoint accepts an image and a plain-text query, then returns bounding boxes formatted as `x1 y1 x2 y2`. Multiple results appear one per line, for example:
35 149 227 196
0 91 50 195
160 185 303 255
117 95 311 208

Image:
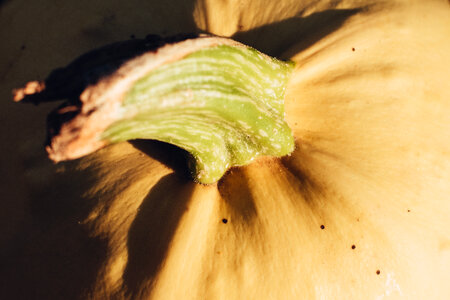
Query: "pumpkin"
1 0 450 299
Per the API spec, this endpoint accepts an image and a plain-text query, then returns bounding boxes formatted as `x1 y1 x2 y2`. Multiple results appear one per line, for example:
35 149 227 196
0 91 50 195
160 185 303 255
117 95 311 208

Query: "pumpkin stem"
14 35 295 184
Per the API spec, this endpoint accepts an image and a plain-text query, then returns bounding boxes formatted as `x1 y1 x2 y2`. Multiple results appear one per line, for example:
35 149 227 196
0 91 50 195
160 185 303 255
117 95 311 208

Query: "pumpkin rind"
1 0 450 299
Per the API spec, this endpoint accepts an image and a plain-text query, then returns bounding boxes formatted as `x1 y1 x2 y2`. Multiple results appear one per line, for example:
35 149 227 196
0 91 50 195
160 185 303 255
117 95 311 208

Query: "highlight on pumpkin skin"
14 35 295 184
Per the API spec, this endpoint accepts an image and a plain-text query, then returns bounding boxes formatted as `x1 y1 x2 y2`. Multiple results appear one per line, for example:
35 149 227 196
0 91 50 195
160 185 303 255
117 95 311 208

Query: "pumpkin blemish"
222 218 228 224
376 270 381 275
320 225 325 230
351 245 356 249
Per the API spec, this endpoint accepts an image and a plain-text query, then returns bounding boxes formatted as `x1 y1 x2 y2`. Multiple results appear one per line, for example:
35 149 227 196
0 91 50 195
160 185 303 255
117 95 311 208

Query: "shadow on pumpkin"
218 167 258 224
0 158 108 300
232 7 366 58
216 147 329 225
280 140 334 207
123 172 196 299
131 140 191 179
279 140 363 235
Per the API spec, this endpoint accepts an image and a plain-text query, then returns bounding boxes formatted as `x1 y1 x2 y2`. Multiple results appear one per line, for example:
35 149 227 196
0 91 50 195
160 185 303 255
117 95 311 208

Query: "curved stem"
15 35 295 184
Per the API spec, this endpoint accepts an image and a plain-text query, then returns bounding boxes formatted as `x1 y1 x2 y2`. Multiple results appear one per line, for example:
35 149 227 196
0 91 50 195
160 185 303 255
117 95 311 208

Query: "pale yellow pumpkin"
1 0 449 299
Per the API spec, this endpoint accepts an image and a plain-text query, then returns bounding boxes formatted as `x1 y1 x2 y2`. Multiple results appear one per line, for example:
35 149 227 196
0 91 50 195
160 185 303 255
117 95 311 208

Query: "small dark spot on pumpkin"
407 209 411 212
320 225 325 230
376 270 381 275
352 47 355 51
238 24 243 30
356 218 360 222
351 245 356 249
222 218 228 224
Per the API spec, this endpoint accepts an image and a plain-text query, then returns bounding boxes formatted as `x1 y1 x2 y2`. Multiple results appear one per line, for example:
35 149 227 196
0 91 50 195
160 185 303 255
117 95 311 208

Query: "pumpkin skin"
1 0 450 299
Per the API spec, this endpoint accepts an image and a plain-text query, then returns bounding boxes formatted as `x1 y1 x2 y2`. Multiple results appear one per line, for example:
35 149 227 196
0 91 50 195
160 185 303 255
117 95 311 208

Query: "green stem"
103 44 294 183
16 36 295 184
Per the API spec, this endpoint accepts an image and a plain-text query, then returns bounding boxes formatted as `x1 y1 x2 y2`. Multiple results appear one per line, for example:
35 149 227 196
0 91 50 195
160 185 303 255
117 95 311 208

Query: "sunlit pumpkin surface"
1 0 449 299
